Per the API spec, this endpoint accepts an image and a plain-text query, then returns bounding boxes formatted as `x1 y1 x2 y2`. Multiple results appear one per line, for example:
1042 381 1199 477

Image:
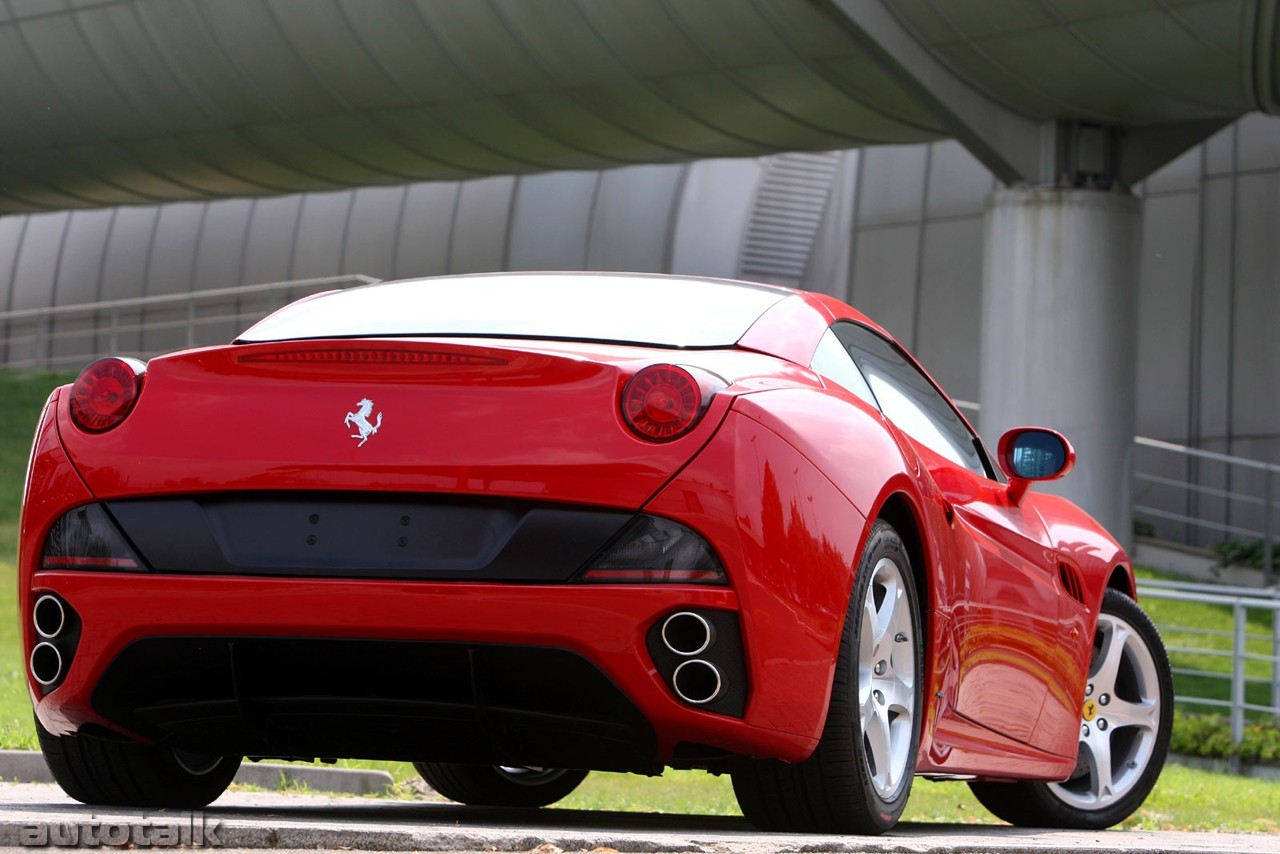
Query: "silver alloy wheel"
1049 611 1163 810
857 556 916 800
494 766 570 787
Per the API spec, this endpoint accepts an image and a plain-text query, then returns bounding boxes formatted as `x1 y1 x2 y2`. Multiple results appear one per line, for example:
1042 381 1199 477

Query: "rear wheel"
731 520 922 833
37 719 240 808
969 588 1172 829
415 763 588 808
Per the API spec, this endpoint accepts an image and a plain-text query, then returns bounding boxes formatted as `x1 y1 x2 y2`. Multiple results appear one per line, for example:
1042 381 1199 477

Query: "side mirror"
997 427 1075 504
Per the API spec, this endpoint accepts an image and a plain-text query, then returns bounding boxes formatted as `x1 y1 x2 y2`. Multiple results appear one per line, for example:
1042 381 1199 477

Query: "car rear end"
19 273 852 775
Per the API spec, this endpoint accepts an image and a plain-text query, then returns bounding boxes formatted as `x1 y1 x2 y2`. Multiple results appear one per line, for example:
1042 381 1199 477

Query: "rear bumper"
22 400 860 771
30 570 817 769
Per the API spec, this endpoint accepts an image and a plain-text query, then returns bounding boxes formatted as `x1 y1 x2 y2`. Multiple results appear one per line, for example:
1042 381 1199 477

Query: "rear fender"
18 389 99 707
646 407 870 751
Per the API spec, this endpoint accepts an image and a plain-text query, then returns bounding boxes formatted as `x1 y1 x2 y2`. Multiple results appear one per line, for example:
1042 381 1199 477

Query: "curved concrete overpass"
0 0 1276 213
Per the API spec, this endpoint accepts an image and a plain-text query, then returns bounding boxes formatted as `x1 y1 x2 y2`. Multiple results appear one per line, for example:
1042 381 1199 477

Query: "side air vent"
1058 563 1086 605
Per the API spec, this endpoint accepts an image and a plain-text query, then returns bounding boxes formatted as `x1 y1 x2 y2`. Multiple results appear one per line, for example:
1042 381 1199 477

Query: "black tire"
731 520 923 834
415 763 588 808
37 719 240 808
969 588 1173 829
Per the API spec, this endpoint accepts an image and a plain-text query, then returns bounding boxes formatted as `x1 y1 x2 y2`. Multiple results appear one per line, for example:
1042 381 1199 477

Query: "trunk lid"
59 340 739 510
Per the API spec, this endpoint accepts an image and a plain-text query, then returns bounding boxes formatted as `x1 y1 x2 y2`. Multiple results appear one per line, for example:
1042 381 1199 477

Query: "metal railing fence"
0 275 379 371
1137 579 1280 768
1134 437 1279 587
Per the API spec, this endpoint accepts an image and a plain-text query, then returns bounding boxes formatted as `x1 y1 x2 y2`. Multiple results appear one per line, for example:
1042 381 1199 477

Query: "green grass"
1135 566 1277 715
0 372 71 751
0 370 1277 830
366 764 1280 832
0 372 72 565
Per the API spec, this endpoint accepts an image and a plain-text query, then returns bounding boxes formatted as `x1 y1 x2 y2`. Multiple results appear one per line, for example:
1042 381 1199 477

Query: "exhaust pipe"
30 642 63 687
33 595 66 639
661 611 715 656
672 659 724 705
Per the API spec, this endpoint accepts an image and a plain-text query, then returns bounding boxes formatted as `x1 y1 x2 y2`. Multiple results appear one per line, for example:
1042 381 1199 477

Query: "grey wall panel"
1135 193 1198 439
96 205 160 353
506 172 597 271
242 195 303 285
856 145 927 227
1235 113 1280 171
52 209 115 306
191 198 253 293
47 209 114 366
669 159 760 277
0 215 26 312
1197 175 1235 443
98 206 158 302
1229 171 1280 440
1204 122 1236 175
924 141 993 219
449 176 516 274
912 218 984 403
291 191 353 280
343 186 406 280
141 203 203 354
144 202 204 296
586 164 684 273
802 151 858 300
1142 145 1201 195
849 223 918 344
9 212 67 310
393 182 459 278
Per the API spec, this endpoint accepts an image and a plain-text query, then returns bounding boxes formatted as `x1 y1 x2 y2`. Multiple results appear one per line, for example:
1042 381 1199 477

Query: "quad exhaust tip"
30 642 63 687
661 611 715 656
671 659 724 705
33 595 66 639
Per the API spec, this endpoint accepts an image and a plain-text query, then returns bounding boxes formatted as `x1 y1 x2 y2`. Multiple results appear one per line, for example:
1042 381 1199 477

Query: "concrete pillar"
978 188 1141 545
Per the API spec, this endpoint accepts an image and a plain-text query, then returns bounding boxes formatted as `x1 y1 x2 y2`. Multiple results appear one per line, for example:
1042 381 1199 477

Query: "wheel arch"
872 491 932 660
1106 566 1135 599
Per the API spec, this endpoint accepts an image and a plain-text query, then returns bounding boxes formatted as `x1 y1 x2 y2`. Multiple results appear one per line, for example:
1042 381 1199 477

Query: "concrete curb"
0 750 394 796
1171 752 1280 781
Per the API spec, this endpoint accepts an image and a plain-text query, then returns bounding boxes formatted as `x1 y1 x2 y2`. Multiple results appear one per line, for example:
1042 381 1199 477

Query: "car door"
822 323 1066 747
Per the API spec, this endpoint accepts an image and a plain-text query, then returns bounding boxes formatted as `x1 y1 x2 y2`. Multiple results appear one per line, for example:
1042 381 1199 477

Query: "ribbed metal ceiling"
0 0 1274 214
882 0 1276 124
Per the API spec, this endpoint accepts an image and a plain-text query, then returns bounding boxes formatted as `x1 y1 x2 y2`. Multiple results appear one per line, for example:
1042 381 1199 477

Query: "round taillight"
621 364 703 442
69 357 144 433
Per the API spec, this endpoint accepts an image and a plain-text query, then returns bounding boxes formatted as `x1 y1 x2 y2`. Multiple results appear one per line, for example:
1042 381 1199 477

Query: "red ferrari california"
19 272 1171 833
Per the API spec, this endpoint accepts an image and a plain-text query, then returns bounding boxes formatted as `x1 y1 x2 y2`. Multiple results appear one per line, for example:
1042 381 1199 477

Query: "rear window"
237 273 788 348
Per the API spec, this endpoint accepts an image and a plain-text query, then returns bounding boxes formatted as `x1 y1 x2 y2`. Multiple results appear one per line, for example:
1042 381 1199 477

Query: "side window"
810 329 877 406
832 323 988 476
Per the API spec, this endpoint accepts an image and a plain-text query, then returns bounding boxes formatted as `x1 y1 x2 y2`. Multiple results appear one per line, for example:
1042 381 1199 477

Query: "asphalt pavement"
0 782 1274 853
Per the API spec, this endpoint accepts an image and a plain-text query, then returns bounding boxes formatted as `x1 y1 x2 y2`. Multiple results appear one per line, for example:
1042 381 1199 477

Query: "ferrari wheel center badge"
1082 699 1098 722
343 397 383 447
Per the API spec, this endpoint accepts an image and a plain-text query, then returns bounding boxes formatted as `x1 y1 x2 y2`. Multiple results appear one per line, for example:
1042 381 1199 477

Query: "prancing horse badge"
344 397 383 447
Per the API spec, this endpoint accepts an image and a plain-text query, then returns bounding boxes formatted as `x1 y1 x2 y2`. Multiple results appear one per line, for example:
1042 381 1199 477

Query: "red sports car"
19 272 1171 834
